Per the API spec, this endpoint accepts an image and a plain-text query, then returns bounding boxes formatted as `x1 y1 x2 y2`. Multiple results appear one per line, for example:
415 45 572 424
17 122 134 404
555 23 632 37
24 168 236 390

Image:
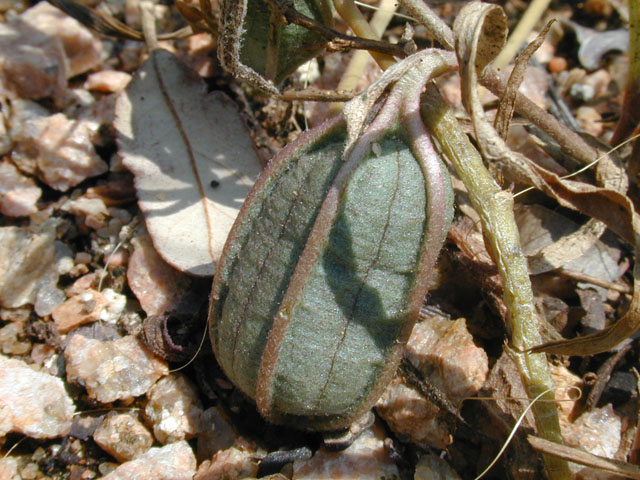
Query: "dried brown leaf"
494 21 553 140
528 435 640 479
115 49 262 276
515 206 617 278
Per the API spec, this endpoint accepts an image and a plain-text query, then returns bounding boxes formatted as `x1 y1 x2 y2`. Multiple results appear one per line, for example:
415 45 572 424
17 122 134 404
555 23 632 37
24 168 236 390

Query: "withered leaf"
115 49 262 276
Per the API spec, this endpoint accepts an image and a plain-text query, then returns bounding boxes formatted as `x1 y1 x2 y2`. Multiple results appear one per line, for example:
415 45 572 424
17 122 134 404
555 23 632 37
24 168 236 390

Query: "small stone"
52 289 107 333
20 2 103 78
65 334 168 403
195 446 260 480
548 56 568 73
68 196 109 221
30 343 55 364
69 464 97 480
196 407 238 462
30 343 61 377
575 106 603 137
70 414 103 441
0 307 31 323
0 21 67 103
99 288 127 324
93 411 154 462
569 82 595 103
85 70 132 93
0 354 75 438
127 235 191 316
582 69 611 99
85 176 136 207
0 321 31 355
100 440 196 480
0 160 41 217
145 373 204 444
0 224 56 308
377 378 452 449
34 269 66 317
293 423 399 480
0 456 19 479
414 455 461 480
377 317 488 449
10 99 108 192
66 273 98 297
104 248 130 269
186 33 215 77
20 462 39 479
407 317 488 398
75 252 92 264
55 241 75 275
563 404 622 478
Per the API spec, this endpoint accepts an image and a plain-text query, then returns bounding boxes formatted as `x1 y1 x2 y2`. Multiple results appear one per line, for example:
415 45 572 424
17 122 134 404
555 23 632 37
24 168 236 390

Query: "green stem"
611 0 640 145
421 85 571 480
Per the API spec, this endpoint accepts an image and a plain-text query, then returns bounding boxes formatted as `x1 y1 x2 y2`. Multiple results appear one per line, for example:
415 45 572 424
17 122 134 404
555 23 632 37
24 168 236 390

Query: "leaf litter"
0 0 640 479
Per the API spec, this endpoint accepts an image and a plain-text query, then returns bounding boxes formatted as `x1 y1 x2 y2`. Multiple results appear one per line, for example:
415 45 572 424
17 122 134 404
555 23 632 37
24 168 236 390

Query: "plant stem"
332 0 397 70
420 85 572 480
610 0 640 145
329 0 397 115
492 0 551 69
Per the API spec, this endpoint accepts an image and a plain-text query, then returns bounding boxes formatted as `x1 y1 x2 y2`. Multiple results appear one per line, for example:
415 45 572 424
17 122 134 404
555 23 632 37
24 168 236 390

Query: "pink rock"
293 423 399 480
377 317 488 449
21 2 103 78
65 334 168 403
376 378 453 449
563 404 622 479
0 21 68 103
101 441 196 480
145 373 203 444
85 70 132 93
195 447 260 480
406 318 488 400
10 99 108 191
576 106 604 137
93 411 154 463
0 354 75 438
0 457 19 479
0 224 56 308
52 289 107 333
0 321 31 355
0 161 41 216
127 235 191 316
66 273 98 297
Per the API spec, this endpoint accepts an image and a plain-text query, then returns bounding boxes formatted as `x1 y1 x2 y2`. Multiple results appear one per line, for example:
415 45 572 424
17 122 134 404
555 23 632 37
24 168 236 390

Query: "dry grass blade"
493 0 551 69
494 20 553 140
528 435 640 479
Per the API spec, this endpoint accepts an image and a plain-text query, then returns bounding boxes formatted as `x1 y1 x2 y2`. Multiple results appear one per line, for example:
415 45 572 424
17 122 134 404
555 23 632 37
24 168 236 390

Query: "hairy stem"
421 85 571 480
